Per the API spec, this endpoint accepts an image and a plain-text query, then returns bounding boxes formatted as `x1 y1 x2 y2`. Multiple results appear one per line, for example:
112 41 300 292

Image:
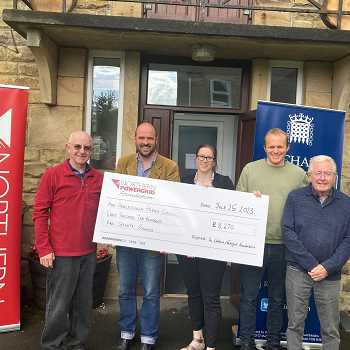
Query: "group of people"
33 123 350 350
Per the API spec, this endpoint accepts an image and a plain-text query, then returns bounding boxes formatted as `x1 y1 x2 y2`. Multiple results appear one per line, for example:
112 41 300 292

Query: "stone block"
24 148 40 162
86 0 110 9
112 2 142 17
0 61 18 74
28 105 83 147
254 10 290 26
19 63 39 76
96 8 111 15
22 193 37 207
73 8 95 14
28 90 41 104
304 62 332 93
23 208 34 226
58 48 86 78
339 293 350 311
0 30 13 45
7 45 35 62
293 0 312 6
57 77 84 107
0 46 5 60
121 52 141 156
24 163 50 178
292 20 313 28
22 225 34 244
313 20 328 29
41 149 65 163
342 123 350 165
342 276 350 292
342 166 350 178
292 13 319 21
304 92 331 109
21 244 32 262
256 0 290 7
12 31 27 46
23 178 40 193
343 260 350 275
0 74 39 90
76 0 84 7
250 58 269 110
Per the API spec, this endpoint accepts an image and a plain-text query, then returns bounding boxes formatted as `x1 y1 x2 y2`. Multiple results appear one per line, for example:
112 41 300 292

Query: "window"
147 64 242 108
210 79 231 107
86 52 125 170
267 61 303 105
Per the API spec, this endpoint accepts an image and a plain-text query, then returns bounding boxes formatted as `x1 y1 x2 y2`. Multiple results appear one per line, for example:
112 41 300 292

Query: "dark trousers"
238 244 286 346
41 252 96 350
176 255 227 348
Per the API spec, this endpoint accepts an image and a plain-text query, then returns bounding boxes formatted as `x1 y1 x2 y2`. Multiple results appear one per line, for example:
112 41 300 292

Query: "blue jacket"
282 184 350 280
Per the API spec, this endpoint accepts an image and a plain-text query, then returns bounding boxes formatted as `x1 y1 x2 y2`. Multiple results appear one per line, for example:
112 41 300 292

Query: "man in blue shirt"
282 155 350 350
114 123 180 350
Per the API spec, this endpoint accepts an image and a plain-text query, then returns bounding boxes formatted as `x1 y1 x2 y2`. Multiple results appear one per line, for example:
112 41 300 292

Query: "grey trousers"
41 252 96 350
285 265 340 350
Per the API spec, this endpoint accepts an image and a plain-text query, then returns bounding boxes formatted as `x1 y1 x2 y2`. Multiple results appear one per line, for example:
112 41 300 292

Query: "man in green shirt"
236 128 309 350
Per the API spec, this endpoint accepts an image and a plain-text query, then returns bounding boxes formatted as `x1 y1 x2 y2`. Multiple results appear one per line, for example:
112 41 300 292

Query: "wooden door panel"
204 0 251 24
143 108 173 159
230 109 256 308
145 4 196 21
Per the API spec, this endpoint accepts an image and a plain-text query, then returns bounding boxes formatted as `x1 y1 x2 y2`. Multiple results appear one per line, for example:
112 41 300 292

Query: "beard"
136 143 156 158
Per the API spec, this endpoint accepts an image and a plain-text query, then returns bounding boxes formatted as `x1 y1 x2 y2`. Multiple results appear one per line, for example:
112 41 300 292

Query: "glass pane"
270 67 298 104
213 80 229 92
147 64 242 108
90 57 120 170
177 126 217 179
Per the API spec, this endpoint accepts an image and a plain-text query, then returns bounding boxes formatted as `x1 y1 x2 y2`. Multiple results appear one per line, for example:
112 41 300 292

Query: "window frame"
266 60 303 105
85 50 125 163
210 78 231 107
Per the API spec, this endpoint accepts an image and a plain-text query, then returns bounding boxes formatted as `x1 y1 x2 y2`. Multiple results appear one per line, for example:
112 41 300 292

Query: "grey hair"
308 155 337 174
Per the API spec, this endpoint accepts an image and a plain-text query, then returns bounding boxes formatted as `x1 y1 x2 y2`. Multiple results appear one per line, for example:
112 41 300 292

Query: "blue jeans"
285 265 340 350
239 244 286 346
41 252 96 350
116 247 163 345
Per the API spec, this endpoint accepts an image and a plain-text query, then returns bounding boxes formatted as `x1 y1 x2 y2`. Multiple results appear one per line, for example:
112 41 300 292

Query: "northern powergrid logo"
0 109 11 149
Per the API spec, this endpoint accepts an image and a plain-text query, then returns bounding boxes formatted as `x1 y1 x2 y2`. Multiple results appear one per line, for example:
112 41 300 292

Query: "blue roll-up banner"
235 101 345 349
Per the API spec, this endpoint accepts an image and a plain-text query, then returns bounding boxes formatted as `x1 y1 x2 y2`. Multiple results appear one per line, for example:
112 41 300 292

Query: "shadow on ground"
1 297 350 350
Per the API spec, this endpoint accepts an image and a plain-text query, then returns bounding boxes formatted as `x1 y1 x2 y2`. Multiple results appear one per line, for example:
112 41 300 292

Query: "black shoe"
116 338 133 350
140 343 155 350
240 342 258 350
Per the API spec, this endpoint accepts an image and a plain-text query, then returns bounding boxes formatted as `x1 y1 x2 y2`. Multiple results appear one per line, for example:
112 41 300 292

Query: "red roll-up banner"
0 85 29 332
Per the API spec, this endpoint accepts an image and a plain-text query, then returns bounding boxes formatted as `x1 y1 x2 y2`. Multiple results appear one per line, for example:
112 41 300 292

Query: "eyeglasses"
311 172 334 178
196 155 215 162
69 143 93 151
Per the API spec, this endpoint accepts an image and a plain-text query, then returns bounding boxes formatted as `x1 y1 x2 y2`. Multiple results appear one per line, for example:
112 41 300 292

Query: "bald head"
135 123 157 138
68 131 92 145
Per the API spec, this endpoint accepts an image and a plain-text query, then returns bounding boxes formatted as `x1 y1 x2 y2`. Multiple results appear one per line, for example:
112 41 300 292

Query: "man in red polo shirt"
33 131 103 350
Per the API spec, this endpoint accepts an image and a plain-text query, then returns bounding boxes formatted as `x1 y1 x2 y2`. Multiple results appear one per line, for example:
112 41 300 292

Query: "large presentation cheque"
93 173 269 267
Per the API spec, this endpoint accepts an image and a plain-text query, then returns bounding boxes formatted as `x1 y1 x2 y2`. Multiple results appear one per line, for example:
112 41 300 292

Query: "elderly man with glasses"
33 131 103 350
282 155 350 350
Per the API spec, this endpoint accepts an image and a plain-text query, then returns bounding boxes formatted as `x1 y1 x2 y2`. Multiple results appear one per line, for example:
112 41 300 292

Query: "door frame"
172 113 238 179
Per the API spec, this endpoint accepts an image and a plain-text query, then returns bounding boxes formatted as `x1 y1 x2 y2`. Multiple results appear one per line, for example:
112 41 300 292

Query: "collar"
67 159 91 174
307 183 338 204
136 151 157 166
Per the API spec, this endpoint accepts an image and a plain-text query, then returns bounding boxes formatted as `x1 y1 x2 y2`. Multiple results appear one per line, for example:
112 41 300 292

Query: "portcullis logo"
112 179 156 194
0 109 12 149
